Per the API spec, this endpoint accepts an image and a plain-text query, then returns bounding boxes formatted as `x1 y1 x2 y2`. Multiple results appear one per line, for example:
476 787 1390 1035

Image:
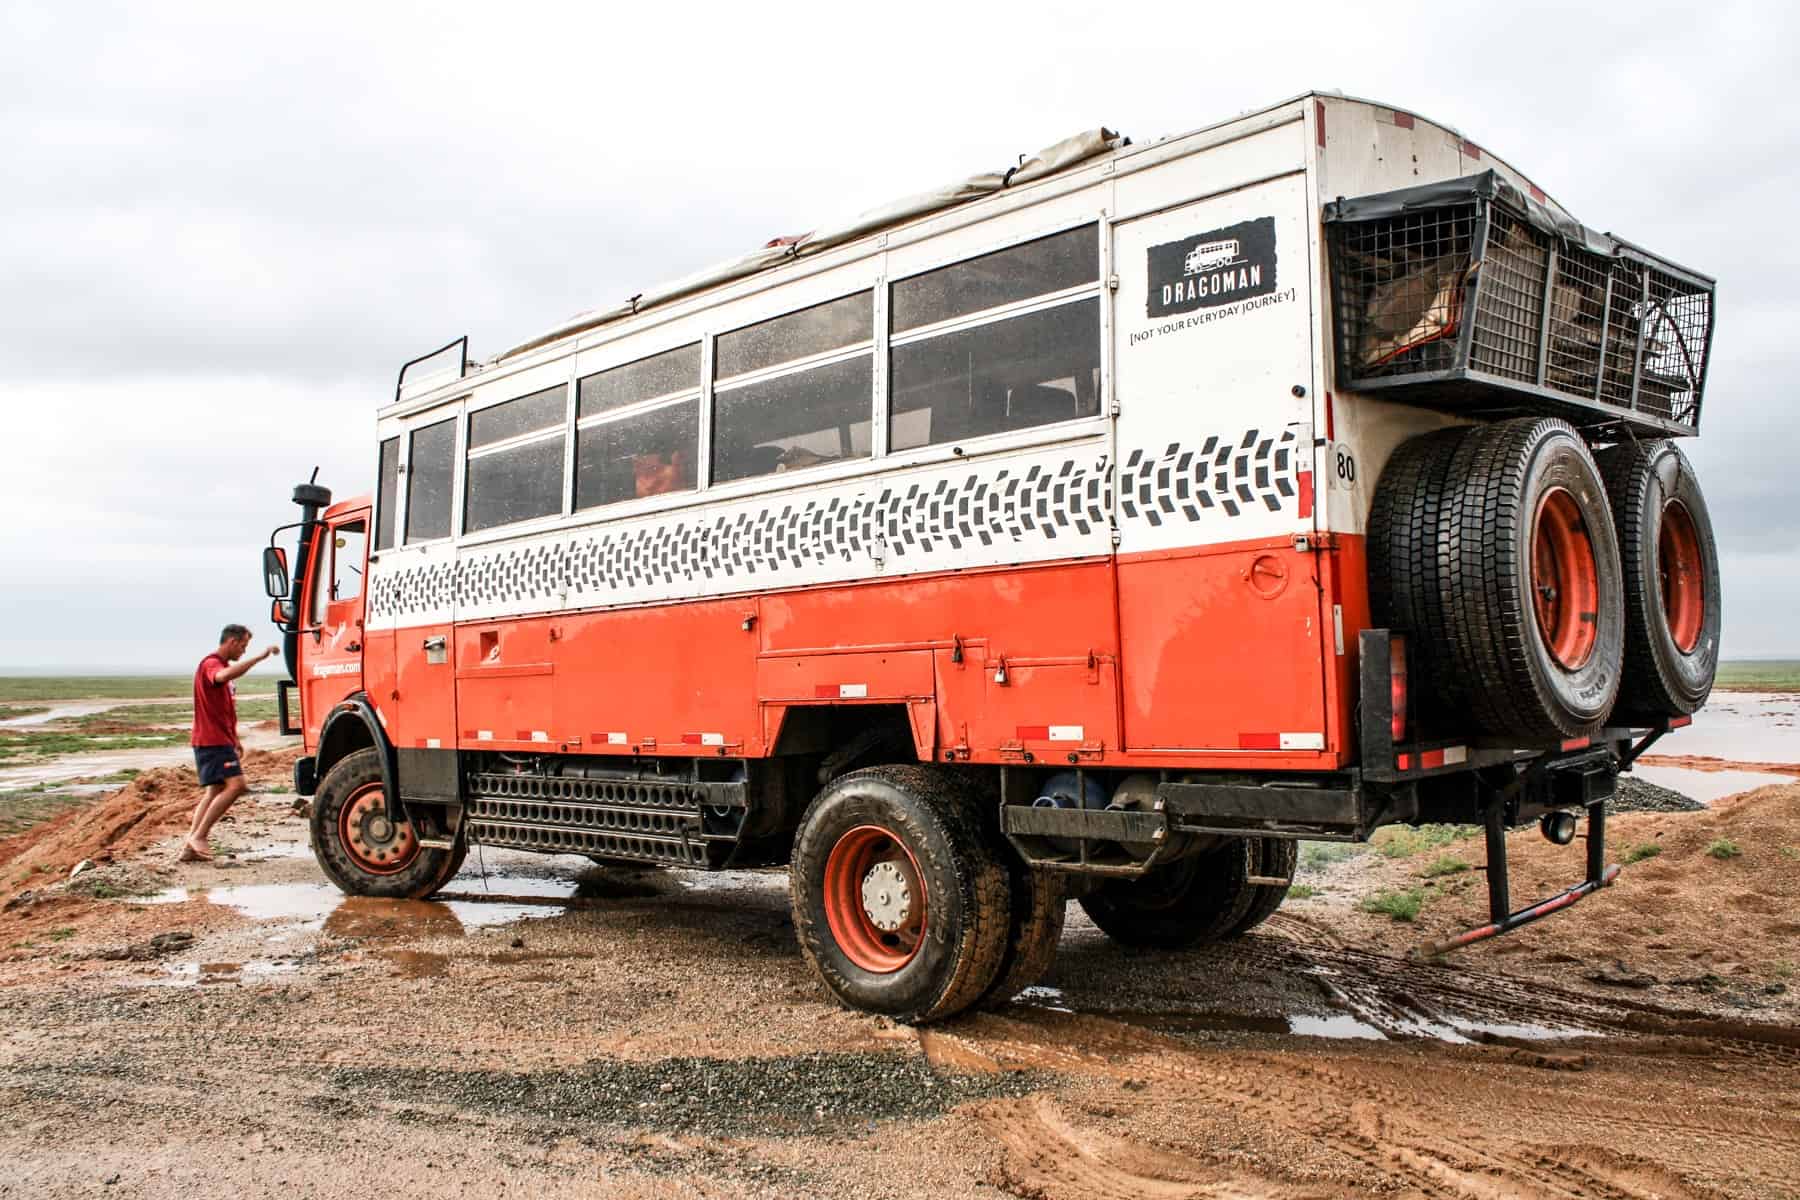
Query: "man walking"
182 624 279 863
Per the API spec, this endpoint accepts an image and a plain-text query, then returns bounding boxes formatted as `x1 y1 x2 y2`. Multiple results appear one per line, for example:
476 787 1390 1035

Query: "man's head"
218 623 252 661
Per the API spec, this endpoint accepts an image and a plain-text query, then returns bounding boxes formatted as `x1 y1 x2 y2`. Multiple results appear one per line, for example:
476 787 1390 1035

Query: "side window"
311 519 366 625
889 225 1102 452
713 291 874 484
575 344 701 510
464 384 568 533
405 417 456 542
374 436 400 551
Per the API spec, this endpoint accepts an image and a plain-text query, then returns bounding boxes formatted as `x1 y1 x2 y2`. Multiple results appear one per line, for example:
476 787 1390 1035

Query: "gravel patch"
1612 776 1704 813
327 1051 1041 1136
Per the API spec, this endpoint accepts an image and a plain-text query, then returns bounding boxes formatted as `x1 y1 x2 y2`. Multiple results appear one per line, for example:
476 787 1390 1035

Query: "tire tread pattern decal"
367 428 1297 621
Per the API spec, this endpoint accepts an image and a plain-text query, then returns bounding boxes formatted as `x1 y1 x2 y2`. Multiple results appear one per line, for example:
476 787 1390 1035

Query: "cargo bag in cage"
1324 171 1714 436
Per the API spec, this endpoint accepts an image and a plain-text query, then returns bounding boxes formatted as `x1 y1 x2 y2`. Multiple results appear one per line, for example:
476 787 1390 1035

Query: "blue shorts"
194 745 243 786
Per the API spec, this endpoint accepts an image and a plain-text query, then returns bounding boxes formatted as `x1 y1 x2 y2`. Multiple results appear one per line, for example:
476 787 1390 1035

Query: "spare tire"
1594 439 1720 717
1367 425 1478 722
1439 418 1625 739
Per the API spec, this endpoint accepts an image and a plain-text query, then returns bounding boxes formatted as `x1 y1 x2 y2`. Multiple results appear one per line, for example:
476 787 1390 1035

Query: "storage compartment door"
1110 173 1328 754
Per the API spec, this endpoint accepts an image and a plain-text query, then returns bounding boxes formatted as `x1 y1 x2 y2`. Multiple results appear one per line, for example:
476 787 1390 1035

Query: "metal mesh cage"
1326 175 1713 434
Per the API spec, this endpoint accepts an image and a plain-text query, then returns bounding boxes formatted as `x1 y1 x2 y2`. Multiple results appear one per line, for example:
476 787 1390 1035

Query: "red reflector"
514 729 531 741
1324 391 1335 441
1421 748 1446 769
1297 469 1314 519
1239 733 1281 750
460 730 477 740
1561 736 1591 751
1669 715 1693 729
1529 182 1547 203
680 733 702 744
814 685 838 698
1392 110 1415 129
1461 140 1482 159
1396 753 1413 770
1315 100 1326 148
1389 637 1408 743
1016 725 1050 740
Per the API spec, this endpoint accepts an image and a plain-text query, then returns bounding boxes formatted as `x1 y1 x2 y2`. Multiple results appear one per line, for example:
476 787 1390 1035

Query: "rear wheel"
979 855 1066 1007
311 748 458 899
1077 840 1255 949
1229 837 1297 936
790 766 1010 1023
1595 439 1720 717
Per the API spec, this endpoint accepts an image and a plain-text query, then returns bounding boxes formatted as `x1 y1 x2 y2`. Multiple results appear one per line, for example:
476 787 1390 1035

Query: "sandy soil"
3 755 1798 1199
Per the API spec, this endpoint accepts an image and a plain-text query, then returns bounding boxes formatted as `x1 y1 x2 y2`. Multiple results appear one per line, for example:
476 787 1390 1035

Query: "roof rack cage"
1325 171 1714 436
394 335 469 406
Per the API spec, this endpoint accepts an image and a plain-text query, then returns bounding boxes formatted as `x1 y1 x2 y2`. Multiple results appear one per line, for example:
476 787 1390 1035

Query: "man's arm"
209 645 281 687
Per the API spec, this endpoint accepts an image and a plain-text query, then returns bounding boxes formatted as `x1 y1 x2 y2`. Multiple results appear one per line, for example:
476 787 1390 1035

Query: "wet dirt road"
3 791 1798 1198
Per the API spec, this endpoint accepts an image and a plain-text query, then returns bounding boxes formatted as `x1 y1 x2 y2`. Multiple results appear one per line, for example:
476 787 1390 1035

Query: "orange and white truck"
263 92 1719 1022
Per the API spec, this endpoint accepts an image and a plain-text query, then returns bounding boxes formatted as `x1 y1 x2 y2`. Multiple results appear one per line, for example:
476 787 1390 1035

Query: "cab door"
301 511 369 725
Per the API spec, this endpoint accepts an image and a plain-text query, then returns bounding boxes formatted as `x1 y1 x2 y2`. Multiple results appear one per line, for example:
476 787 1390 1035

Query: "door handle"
345 641 362 653
423 636 446 651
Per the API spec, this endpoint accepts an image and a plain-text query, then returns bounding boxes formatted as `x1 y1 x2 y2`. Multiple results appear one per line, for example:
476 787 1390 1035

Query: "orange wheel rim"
1531 487 1600 671
1659 500 1704 654
339 782 419 875
822 825 927 973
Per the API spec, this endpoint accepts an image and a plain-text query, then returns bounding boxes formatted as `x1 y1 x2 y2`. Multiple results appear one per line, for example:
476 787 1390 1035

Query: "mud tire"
790 765 1010 1024
1368 424 1479 717
1595 439 1720 717
1077 839 1256 949
311 748 456 899
978 855 1066 1008
1228 837 1297 936
1438 418 1624 739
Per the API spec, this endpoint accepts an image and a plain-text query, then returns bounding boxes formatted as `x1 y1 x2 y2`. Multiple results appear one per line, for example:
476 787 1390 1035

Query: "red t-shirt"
191 652 238 747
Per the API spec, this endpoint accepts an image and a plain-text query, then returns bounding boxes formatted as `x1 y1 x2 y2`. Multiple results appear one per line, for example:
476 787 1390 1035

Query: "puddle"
142 881 568 932
1017 985 1074 1013
1105 1005 1583 1045
1654 693 1800 764
0 702 121 728
157 959 300 987
1631 764 1792 804
1287 1012 1388 1040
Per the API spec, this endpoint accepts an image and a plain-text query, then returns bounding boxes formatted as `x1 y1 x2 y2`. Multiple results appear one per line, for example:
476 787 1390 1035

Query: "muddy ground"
3 749 1799 1198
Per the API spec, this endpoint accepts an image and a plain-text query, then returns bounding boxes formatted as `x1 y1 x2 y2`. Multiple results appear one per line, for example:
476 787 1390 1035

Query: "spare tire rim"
1659 499 1705 654
339 782 419 875
1531 487 1600 671
823 825 927 973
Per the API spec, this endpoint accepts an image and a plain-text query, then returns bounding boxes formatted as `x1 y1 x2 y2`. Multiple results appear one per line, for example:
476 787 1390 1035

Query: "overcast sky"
3 0 1795 670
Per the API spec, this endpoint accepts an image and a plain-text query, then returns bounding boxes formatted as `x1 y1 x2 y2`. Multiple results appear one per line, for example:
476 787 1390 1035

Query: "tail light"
1389 636 1408 743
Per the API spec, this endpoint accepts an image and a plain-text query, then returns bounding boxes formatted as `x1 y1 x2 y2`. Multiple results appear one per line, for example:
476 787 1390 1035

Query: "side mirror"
262 546 290 599
270 599 292 628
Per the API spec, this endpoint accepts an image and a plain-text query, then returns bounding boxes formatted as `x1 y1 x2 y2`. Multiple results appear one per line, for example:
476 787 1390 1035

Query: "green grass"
46 927 75 942
0 704 49 720
69 698 276 728
0 676 192 702
1622 842 1664 864
1714 660 1800 692
0 785 114 835
0 729 187 761
1706 838 1743 860
1287 883 1318 900
1418 854 1471 878
1779 847 1800 862
1371 823 1477 860
1361 887 1426 922
1299 841 1366 872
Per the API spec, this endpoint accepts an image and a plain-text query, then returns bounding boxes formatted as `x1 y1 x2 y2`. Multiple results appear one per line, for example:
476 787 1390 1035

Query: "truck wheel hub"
861 860 914 932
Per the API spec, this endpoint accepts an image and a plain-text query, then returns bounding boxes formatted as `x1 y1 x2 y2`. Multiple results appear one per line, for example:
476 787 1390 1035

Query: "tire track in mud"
949 928 1800 1200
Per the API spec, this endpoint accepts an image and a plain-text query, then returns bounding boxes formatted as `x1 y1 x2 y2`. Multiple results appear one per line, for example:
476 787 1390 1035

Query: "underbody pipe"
1417 864 1621 957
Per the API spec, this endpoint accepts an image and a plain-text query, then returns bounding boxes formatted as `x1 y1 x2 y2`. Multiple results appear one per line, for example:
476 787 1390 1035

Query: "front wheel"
311 747 458 899
790 766 1010 1024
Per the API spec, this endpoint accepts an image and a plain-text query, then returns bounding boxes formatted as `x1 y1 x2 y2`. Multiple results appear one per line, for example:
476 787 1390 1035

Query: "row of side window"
374 222 1102 550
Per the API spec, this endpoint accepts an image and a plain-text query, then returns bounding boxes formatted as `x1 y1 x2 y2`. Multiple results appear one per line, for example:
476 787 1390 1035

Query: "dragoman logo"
1147 217 1278 317
311 662 360 678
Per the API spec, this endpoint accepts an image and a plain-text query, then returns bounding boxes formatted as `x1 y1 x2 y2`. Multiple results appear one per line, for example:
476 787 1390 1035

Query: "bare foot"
177 841 214 863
